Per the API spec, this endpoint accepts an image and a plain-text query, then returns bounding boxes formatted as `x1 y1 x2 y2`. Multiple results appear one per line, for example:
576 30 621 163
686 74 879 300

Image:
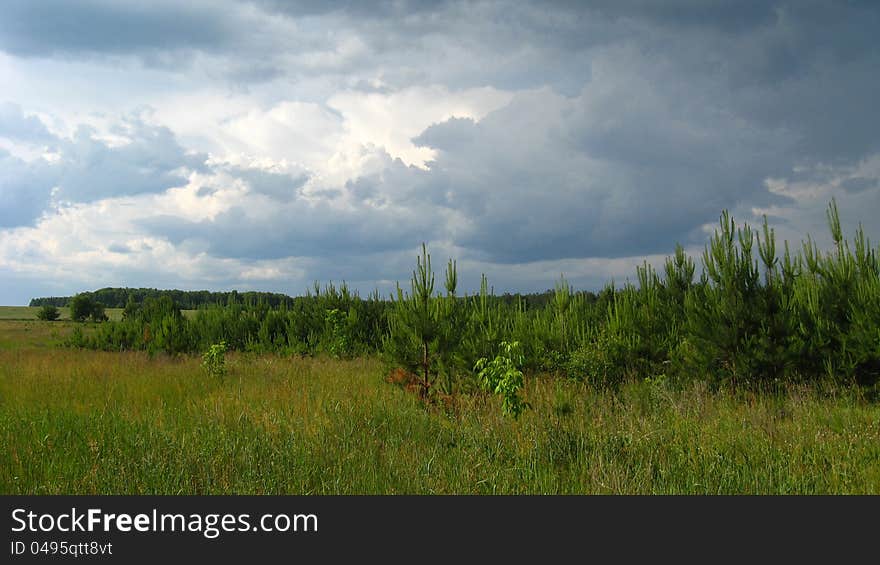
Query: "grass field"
0 306 125 321
1 318 878 494
0 320 79 350
0 306 197 321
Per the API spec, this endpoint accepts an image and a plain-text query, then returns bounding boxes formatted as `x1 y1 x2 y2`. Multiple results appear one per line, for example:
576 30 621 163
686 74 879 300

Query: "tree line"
30 288 296 309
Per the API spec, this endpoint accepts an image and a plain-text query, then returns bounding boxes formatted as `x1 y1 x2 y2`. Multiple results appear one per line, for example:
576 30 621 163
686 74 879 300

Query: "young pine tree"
385 244 441 399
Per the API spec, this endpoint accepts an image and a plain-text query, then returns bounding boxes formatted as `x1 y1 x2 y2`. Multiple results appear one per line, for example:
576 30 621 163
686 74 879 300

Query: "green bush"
566 333 629 388
36 304 61 321
69 293 106 322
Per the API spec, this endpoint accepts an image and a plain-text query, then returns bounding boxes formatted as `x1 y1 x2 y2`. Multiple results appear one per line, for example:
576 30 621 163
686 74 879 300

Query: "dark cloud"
840 177 878 195
401 84 794 262
107 243 132 254
136 152 440 260
254 0 447 18
584 0 778 33
196 186 219 198
0 103 55 143
0 104 58 227
225 166 309 201
354 1 880 166
52 119 206 202
0 0 238 57
222 64 284 89
142 196 443 261
137 18 876 267
0 114 206 227
0 149 55 228
412 117 476 150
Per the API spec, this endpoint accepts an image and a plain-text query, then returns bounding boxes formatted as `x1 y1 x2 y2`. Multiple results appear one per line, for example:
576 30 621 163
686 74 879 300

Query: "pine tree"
385 244 439 399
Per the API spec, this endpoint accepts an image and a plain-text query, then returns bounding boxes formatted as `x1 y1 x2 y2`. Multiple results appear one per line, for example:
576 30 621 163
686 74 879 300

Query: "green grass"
1 319 878 494
0 306 197 321
0 320 80 350
0 306 125 321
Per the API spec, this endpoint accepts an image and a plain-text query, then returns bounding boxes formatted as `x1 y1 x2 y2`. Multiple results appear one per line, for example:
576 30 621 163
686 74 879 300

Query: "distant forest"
29 286 588 310
30 288 295 309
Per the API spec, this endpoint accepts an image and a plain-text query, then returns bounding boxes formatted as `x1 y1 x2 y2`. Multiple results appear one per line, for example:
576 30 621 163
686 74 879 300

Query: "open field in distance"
0 306 124 321
0 306 197 322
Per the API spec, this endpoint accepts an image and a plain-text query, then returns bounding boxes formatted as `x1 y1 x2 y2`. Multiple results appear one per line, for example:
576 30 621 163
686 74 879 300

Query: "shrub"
153 313 193 355
69 293 108 323
90 303 108 322
69 294 94 322
566 333 630 388
66 326 87 348
36 304 61 321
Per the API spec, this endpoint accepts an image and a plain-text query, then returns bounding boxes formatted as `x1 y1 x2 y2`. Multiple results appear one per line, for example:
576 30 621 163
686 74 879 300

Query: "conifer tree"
385 244 439 398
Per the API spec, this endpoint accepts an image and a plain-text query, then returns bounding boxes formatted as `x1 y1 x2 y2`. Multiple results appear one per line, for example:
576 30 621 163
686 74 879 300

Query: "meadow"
1 318 878 494
0 306 116 321
0 306 200 322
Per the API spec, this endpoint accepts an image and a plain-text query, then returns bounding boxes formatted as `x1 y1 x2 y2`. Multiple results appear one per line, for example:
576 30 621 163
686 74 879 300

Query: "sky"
1 0 879 305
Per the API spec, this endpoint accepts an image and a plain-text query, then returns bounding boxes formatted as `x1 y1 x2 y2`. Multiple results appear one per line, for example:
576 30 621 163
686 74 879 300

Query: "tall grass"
2 343 878 494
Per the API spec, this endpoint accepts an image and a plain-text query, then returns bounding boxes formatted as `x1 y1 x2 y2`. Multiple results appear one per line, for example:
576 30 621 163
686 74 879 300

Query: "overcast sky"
1 0 879 304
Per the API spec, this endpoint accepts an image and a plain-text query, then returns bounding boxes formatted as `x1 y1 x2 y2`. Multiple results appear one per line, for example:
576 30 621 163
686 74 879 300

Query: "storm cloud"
1 0 879 302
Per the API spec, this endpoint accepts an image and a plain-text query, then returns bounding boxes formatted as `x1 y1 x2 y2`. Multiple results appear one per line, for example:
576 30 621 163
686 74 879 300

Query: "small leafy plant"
202 341 228 380
475 340 530 419
325 308 351 358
